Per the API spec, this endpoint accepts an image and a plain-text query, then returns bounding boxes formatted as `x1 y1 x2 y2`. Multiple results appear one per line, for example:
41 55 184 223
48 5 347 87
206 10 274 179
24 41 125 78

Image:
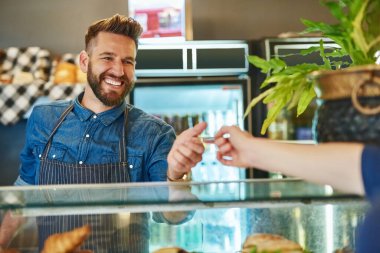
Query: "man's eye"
102 57 113 61
123 60 135 65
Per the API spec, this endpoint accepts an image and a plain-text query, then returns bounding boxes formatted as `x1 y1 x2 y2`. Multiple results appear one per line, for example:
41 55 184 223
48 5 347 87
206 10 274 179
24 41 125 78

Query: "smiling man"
17 14 205 186
12 14 205 252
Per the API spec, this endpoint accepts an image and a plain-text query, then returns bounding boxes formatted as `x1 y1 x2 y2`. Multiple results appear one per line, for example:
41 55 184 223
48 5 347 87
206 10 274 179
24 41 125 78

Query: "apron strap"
41 103 74 160
120 107 129 163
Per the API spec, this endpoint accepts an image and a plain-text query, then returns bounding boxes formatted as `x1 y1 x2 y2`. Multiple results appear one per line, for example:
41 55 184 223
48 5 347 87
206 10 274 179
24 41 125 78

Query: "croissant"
41 225 91 253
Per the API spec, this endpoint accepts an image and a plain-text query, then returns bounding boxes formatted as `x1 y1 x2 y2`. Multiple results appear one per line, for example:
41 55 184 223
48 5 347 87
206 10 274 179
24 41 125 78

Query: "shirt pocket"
33 145 67 161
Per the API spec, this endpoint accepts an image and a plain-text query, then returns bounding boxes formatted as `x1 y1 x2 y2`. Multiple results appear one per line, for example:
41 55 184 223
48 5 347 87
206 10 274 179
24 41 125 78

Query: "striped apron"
37 103 149 253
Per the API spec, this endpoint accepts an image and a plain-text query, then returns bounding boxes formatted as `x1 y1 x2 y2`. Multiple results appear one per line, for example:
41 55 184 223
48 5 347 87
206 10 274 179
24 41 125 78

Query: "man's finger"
184 122 207 137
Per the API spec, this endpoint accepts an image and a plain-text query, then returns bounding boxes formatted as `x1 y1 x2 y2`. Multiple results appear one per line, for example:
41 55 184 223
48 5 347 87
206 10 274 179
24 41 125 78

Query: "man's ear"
79 50 89 73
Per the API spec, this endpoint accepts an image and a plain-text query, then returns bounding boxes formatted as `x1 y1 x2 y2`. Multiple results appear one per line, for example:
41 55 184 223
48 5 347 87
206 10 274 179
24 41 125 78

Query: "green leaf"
324 1 346 22
244 88 274 118
301 19 338 34
287 86 304 110
297 82 316 116
261 96 291 134
248 55 272 73
299 46 321 56
318 40 332 69
269 58 287 74
324 48 347 58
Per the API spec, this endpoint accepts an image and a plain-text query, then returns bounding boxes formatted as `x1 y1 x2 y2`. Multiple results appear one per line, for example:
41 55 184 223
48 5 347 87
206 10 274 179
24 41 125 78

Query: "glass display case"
0 179 368 253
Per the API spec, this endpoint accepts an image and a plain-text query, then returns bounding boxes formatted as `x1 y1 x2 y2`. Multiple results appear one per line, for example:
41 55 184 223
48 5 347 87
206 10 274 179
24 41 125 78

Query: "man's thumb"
191 121 207 136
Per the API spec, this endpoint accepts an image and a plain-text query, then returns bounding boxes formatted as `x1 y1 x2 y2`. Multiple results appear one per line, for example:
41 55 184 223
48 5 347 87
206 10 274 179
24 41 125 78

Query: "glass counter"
0 179 368 252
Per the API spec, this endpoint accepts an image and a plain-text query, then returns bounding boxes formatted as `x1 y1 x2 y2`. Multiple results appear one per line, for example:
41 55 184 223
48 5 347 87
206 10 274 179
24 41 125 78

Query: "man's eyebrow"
99 52 135 61
99 52 116 57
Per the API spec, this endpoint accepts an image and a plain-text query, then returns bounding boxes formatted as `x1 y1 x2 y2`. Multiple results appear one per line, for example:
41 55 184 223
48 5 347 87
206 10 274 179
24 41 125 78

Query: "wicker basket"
311 64 380 144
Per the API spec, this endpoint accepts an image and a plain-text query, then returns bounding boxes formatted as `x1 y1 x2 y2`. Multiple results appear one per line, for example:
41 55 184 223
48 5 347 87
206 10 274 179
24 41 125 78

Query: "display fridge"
129 40 251 181
131 76 250 182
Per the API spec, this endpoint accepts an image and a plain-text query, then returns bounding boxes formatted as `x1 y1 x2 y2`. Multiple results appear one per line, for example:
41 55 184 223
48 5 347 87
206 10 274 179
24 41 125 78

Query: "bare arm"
215 125 365 195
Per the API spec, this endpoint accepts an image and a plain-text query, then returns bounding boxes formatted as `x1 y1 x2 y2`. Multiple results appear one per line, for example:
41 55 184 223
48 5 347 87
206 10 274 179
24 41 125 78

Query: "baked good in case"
41 225 91 253
153 247 189 253
242 233 304 253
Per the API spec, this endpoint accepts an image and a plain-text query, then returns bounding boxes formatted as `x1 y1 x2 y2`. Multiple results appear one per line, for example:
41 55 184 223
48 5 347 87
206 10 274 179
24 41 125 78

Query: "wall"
0 0 128 54
192 0 334 40
0 0 335 54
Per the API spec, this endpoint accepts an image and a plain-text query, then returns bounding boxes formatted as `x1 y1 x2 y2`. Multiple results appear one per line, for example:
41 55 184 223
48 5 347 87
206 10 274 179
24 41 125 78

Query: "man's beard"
87 62 135 107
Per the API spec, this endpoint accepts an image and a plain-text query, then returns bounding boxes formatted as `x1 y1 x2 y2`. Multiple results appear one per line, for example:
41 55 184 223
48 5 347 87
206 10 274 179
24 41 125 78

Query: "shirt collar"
73 92 127 126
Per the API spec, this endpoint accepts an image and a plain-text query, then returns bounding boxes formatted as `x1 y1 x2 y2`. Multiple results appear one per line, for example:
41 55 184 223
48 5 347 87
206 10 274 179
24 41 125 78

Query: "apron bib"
37 103 149 253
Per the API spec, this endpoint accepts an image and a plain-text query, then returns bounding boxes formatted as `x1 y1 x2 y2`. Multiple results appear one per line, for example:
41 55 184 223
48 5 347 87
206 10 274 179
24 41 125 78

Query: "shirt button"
52 154 56 158
79 161 83 165
38 154 42 158
129 164 133 169
85 134 90 138
93 115 97 119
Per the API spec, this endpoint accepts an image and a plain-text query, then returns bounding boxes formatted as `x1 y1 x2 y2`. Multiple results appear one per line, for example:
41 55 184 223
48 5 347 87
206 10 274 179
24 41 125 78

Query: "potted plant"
246 0 380 143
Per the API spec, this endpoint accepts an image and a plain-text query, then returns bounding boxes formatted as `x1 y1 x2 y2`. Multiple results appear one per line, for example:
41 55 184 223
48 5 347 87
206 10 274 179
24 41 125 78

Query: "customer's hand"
167 122 207 180
214 125 255 168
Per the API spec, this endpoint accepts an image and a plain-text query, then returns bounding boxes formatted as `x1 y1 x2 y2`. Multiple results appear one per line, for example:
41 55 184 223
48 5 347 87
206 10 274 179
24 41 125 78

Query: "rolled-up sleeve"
361 145 380 203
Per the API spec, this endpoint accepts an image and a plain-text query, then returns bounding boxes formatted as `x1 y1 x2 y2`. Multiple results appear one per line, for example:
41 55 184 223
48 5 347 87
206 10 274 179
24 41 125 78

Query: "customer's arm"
215 125 365 195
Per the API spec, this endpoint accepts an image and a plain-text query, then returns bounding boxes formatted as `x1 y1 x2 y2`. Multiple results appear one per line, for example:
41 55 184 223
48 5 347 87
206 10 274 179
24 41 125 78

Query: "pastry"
242 233 304 253
53 62 77 84
153 247 189 253
41 225 91 253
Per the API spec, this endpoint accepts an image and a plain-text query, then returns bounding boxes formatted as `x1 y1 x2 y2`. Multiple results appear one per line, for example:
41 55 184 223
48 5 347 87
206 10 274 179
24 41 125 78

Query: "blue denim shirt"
17 93 176 185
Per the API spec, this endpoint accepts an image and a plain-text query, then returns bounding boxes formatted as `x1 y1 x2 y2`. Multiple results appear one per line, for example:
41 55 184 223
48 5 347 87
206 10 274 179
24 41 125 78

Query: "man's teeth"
105 78 122 86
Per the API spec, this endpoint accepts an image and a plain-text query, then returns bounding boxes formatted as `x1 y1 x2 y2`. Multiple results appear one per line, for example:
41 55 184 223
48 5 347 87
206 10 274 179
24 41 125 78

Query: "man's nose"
111 61 125 76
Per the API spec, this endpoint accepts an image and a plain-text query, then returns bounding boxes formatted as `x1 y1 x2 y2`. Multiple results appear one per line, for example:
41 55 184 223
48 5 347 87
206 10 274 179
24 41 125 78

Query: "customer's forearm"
251 139 365 195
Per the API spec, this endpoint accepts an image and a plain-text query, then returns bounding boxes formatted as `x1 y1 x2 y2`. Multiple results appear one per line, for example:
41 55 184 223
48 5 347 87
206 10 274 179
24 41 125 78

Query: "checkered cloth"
0 50 87 125
0 47 52 125
0 47 51 82
46 82 85 101
0 80 45 125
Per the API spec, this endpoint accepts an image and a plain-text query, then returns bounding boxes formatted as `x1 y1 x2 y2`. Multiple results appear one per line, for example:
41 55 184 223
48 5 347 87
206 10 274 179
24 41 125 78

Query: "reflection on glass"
0 180 368 252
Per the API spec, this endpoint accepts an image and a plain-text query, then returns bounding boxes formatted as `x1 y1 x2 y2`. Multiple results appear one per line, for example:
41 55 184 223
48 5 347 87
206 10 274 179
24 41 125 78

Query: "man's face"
83 32 137 107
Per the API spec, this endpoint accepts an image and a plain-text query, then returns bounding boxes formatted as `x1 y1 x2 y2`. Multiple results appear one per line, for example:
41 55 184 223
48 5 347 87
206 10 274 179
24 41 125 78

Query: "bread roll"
153 247 189 253
54 62 77 84
242 233 304 253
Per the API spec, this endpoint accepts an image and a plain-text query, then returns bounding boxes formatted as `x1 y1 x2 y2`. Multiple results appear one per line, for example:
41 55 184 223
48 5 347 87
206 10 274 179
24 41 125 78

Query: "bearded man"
13 14 205 252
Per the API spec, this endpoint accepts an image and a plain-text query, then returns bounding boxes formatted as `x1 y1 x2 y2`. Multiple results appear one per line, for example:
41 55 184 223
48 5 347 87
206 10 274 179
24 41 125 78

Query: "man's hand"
167 122 207 180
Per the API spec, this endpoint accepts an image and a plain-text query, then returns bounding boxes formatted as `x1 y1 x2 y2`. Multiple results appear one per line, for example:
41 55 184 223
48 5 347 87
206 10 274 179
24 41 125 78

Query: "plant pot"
312 64 380 144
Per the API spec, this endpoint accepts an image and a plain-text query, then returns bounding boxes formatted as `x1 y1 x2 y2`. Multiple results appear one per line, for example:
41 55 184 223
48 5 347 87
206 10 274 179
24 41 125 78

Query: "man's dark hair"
85 14 143 51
